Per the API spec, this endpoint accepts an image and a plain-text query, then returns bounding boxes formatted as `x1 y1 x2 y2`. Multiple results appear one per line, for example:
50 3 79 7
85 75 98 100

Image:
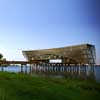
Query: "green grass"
0 72 100 100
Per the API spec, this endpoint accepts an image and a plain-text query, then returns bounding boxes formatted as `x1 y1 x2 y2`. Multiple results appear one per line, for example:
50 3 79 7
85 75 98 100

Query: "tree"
3 58 6 61
0 53 3 60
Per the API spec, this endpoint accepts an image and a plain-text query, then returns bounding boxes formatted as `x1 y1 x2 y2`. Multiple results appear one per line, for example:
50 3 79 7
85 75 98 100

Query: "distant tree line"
0 53 3 60
0 53 6 61
0 53 8 66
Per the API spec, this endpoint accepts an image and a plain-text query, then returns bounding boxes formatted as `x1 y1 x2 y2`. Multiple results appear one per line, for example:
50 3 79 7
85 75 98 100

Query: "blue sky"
0 0 100 64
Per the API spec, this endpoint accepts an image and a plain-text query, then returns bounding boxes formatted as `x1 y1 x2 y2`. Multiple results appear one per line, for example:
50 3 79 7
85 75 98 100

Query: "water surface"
0 65 100 82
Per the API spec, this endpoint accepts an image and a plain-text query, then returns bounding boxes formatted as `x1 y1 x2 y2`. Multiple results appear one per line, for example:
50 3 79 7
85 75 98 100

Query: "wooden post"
78 64 80 75
1 66 4 72
25 65 27 74
21 64 23 72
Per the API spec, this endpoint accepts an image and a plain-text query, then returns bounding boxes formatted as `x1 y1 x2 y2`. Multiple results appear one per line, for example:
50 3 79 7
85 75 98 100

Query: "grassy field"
0 72 100 100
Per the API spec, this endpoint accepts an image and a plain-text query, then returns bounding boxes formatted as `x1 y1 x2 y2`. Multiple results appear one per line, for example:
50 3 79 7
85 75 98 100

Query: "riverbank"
0 72 100 100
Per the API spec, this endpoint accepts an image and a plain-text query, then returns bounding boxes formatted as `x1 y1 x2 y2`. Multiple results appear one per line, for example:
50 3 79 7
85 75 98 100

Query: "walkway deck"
0 60 46 65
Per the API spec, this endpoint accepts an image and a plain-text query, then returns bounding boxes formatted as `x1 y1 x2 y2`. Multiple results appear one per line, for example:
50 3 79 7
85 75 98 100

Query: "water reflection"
0 65 100 82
